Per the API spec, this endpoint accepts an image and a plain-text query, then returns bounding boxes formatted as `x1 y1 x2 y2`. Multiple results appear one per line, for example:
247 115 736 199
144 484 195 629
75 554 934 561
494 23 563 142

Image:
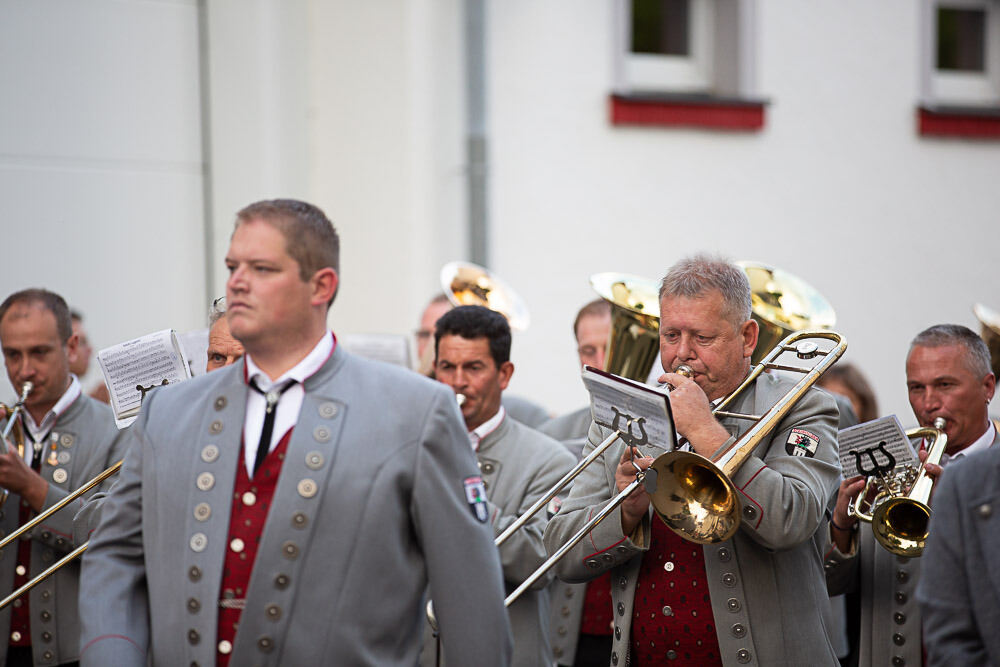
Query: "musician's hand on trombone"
0 450 48 512
830 475 865 553
617 446 653 537
659 370 731 458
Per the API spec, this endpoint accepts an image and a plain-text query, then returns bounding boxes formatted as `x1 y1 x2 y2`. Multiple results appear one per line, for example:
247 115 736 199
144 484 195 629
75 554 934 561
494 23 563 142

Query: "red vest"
216 429 292 667
579 573 614 636
629 518 721 666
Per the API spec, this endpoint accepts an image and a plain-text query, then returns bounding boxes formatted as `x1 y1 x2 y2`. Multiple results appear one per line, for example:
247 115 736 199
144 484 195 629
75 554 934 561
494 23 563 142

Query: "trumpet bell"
737 261 836 366
973 303 1000 380
440 261 530 330
647 451 740 544
591 272 661 382
871 497 931 558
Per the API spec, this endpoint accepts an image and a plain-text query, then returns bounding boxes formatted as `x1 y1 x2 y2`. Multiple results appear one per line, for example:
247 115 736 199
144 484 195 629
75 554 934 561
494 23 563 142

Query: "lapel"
231 347 349 661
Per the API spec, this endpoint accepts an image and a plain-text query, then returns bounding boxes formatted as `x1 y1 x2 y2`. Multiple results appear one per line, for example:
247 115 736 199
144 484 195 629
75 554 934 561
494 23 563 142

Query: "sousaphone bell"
973 303 1000 380
590 272 661 382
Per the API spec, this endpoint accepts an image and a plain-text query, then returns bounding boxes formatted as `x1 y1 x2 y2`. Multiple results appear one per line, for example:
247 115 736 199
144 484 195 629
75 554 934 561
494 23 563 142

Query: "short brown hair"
0 289 73 343
573 299 611 340
236 199 340 282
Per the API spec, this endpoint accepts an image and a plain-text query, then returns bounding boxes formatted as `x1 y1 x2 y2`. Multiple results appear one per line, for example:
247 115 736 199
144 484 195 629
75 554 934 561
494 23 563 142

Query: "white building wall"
0 0 205 393
487 0 1000 422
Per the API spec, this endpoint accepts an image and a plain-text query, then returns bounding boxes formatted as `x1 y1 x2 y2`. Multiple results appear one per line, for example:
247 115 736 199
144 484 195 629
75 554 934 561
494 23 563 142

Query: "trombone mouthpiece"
675 365 693 378
18 382 32 401
933 417 946 430
455 393 466 407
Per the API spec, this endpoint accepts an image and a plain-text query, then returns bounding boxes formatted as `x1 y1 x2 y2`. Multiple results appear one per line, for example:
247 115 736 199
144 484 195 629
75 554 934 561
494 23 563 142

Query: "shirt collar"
21 375 81 441
469 405 505 451
245 331 335 391
948 420 998 464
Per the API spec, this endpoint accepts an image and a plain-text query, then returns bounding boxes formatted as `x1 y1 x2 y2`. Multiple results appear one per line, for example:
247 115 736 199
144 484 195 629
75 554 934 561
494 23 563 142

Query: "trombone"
847 417 947 557
0 458 122 611
504 329 847 606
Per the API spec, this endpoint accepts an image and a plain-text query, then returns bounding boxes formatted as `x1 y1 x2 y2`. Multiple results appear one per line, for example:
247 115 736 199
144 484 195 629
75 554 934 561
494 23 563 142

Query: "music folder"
581 365 676 456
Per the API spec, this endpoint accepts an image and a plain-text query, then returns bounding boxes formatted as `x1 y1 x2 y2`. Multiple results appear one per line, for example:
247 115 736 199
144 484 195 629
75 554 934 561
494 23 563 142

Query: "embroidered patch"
546 496 562 518
786 428 820 457
464 475 489 523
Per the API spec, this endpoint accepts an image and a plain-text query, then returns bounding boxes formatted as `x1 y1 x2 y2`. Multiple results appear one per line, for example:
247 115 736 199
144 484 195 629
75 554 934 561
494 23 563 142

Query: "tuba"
737 261 837 365
848 418 947 557
440 261 530 330
590 273 661 382
973 303 1000 380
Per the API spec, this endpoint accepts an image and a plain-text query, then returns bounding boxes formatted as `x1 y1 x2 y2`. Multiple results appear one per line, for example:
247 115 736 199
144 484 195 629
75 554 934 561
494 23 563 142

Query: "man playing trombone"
0 289 125 666
544 254 842 666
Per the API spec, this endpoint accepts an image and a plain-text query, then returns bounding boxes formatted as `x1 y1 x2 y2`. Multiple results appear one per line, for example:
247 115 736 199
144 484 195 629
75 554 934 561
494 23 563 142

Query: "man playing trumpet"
544 254 841 666
0 289 124 666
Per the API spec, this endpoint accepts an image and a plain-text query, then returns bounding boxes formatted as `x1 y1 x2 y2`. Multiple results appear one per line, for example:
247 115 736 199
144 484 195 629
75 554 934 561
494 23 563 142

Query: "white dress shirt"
469 406 505 452
943 420 997 465
242 332 334 477
19 375 81 464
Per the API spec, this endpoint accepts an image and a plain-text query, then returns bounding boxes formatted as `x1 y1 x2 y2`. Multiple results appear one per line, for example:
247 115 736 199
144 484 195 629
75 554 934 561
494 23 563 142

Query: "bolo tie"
248 379 296 476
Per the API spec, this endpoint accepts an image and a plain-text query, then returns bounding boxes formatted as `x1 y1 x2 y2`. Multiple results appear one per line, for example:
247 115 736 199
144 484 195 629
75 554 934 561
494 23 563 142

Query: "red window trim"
918 105 1000 139
610 93 767 131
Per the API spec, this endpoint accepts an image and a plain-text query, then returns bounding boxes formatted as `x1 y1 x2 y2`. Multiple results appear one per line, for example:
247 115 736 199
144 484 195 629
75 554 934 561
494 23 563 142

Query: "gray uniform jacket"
0 394 124 666
421 415 575 667
916 426 1000 666
544 372 841 667
540 405 596 665
78 347 513 666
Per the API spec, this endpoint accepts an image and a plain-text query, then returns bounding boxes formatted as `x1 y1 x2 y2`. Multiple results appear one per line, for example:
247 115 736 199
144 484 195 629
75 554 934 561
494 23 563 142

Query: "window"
923 0 1000 105
610 0 766 131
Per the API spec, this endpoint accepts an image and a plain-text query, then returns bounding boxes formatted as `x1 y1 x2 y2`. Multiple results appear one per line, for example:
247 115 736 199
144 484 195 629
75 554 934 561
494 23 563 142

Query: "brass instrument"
737 261 836 365
440 261 530 330
0 459 122 611
503 331 846 605
591 272 661 382
1 382 34 508
973 303 1000 380
848 417 947 557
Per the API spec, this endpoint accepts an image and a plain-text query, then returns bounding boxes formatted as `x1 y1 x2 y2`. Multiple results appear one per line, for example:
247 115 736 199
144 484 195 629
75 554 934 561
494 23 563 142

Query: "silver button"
11 631 21 642
601 554 614 563
190 533 208 552
282 542 299 560
722 573 736 587
662 606 673 616
737 648 752 663
196 472 215 491
894 612 906 625
52 469 68 484
218 639 232 654
318 402 339 418
188 598 201 613
209 420 223 434
258 636 274 653
57 451 71 464
202 445 220 463
242 492 257 506
274 573 290 589
305 451 324 469
214 396 227 411
188 629 200 645
743 505 756 519
586 559 600 569
194 503 211 521
663 561 674 572
732 623 747 638
666 650 677 660
59 434 74 447
482 462 495 474
617 602 625 616
292 512 308 528
230 538 245 553
189 566 202 582
266 604 281 620
313 426 331 442
727 597 741 612
893 633 905 646
979 503 993 518
718 547 731 562
15 565 25 576
297 479 318 498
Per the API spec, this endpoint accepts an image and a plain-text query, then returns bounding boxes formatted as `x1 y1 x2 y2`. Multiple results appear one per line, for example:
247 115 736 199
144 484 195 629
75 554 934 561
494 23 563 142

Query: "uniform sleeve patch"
464 475 489 522
786 428 820 457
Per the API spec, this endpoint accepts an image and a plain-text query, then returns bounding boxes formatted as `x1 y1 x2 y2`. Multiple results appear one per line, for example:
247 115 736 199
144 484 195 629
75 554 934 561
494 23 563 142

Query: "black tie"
249 379 295 476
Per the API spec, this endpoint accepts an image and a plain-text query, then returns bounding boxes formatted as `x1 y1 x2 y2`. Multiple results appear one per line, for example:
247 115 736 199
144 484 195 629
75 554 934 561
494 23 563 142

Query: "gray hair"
658 254 752 327
208 296 226 326
909 324 992 377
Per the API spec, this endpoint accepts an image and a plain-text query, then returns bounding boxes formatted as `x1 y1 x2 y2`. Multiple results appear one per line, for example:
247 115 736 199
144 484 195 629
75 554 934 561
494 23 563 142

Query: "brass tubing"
0 543 88 611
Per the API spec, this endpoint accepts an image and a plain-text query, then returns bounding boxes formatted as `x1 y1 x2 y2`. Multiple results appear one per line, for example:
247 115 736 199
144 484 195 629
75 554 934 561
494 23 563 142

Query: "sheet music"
97 329 191 429
581 366 675 456
837 415 917 478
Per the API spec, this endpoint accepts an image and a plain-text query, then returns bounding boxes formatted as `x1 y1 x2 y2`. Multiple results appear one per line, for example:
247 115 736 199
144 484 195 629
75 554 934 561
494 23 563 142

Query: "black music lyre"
136 379 169 403
853 441 896 477
611 406 649 448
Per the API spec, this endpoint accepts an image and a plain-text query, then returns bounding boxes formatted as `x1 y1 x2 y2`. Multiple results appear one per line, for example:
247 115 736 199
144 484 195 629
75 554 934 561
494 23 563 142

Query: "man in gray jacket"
424 305 575 667
78 199 512 666
0 288 125 666
544 254 841 667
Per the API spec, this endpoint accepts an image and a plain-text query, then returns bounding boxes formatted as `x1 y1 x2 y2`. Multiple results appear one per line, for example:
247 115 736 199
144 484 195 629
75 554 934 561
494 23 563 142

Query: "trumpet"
1 382 34 508
848 417 947 557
